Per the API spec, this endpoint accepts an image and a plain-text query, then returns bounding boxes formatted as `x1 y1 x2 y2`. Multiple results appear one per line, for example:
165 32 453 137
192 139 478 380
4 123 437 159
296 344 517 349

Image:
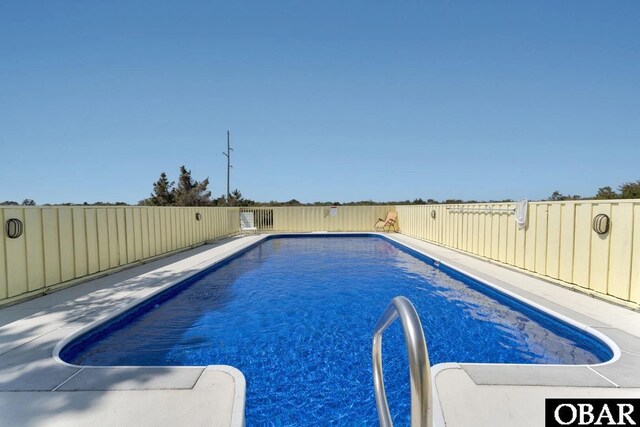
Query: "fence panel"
4 208 28 297
25 208 45 292
573 203 592 289
0 206 240 305
608 203 633 300
559 204 575 283
267 206 391 232
631 205 640 303
395 200 640 306
42 208 61 286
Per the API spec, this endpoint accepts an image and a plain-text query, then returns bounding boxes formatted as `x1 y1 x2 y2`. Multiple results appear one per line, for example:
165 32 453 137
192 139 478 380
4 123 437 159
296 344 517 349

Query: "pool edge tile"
590 351 640 388
56 366 205 391
461 364 616 387
0 357 80 391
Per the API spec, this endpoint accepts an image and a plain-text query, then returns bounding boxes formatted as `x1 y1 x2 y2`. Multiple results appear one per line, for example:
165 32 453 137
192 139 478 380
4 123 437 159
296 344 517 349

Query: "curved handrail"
372 296 432 427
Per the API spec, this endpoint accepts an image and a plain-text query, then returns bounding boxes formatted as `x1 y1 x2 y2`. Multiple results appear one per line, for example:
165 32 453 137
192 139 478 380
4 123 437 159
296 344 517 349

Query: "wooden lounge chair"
374 211 398 232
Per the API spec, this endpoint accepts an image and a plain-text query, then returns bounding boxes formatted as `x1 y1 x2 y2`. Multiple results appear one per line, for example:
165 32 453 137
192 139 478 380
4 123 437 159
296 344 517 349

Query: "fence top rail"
396 199 640 208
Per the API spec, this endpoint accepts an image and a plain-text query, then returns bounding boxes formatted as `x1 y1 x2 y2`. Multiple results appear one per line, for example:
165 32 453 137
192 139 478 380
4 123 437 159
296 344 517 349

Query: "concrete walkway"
1 233 639 426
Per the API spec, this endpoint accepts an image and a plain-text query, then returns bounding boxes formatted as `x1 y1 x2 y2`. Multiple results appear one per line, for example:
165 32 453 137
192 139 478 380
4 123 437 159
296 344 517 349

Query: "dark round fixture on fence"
195 212 202 221
592 214 610 235
6 218 24 239
431 210 436 219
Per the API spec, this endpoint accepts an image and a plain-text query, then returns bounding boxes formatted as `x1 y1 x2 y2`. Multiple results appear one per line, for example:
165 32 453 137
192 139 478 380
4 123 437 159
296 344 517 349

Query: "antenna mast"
222 130 233 205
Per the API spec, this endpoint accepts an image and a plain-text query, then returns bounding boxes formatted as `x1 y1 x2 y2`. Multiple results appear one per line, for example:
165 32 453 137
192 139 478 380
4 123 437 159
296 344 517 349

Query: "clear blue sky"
1 1 639 204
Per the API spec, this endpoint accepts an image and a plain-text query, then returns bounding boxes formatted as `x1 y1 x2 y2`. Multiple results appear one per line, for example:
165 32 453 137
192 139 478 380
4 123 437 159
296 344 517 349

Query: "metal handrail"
372 296 432 427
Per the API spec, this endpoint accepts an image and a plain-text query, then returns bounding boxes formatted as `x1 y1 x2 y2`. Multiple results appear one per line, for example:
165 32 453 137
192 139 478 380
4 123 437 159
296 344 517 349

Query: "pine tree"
149 172 175 206
174 166 212 206
228 189 243 206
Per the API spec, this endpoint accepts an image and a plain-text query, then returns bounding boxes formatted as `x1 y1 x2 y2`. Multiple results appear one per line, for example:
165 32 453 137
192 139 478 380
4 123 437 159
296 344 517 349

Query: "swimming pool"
59 235 614 424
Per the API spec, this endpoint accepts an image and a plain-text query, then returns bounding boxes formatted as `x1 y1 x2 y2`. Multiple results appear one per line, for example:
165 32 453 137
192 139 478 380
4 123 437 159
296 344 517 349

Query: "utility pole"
222 130 233 205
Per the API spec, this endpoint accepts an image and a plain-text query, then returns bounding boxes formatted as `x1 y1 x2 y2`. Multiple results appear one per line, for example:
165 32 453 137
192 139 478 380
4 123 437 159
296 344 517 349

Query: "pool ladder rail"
372 296 433 427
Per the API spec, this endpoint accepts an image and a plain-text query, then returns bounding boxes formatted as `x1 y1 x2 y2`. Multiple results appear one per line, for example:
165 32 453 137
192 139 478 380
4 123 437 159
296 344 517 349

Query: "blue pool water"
61 236 612 425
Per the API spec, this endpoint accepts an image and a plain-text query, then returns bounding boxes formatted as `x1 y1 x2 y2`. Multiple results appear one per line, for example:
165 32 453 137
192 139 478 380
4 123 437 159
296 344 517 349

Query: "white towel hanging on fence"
514 199 528 229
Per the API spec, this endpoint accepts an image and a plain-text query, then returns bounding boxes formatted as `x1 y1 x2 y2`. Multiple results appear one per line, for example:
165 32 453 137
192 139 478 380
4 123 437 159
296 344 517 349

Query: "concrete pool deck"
0 233 639 426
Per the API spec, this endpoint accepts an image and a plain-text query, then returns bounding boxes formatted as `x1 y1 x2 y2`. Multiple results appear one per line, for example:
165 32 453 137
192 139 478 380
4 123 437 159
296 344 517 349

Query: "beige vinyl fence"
1 206 239 305
241 206 393 232
395 201 640 306
3 202 639 307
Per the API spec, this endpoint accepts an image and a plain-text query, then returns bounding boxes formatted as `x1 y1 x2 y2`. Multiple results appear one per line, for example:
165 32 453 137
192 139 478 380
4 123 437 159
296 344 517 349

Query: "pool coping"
1 232 640 426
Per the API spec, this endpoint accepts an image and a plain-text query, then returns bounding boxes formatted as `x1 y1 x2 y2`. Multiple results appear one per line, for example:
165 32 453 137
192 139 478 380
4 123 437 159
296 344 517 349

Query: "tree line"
548 181 640 201
138 166 517 207
0 199 36 206
3 170 639 207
